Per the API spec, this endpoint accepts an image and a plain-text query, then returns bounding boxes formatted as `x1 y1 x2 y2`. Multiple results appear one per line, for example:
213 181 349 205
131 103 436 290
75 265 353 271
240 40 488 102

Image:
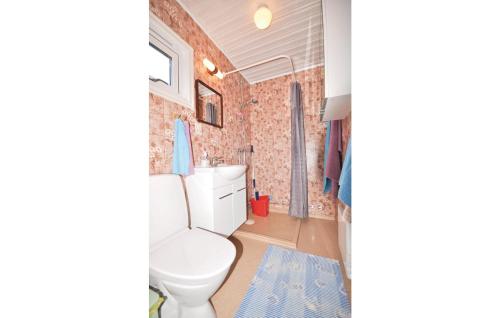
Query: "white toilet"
149 174 236 318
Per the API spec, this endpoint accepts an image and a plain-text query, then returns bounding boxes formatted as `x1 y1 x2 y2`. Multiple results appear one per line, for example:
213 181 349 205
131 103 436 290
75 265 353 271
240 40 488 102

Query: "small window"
149 43 172 86
149 34 179 96
150 13 194 110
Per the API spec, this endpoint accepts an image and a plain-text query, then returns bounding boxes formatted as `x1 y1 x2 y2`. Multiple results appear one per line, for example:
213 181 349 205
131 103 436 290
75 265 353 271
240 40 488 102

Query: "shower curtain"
289 81 308 218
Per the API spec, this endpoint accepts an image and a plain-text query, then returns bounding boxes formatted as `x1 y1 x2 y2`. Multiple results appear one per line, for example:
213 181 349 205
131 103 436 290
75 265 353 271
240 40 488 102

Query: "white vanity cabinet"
232 185 247 227
185 166 247 237
213 184 234 236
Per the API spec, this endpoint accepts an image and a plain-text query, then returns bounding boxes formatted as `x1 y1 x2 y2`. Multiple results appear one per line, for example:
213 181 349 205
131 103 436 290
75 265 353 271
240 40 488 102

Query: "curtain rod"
224 55 297 82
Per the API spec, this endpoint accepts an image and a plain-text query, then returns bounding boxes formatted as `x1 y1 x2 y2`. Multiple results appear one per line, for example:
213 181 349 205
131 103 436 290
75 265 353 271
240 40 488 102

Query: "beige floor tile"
234 212 301 248
298 218 351 298
237 212 300 242
210 236 268 318
211 216 351 317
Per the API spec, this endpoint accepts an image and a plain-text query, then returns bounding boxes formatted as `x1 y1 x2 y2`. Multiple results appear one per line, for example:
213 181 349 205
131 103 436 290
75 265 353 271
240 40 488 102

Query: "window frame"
149 13 194 110
149 41 177 92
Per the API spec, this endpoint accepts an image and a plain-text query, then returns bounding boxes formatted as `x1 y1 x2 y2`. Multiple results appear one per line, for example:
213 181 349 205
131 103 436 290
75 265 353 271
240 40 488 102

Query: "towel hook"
175 114 188 121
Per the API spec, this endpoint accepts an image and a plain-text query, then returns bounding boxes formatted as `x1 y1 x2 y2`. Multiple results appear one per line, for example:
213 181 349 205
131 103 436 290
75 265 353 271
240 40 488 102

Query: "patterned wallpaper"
148 0 351 219
149 0 251 175
249 67 351 219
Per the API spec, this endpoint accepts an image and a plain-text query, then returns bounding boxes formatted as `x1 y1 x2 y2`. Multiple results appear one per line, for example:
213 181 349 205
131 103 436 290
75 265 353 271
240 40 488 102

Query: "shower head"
240 98 259 108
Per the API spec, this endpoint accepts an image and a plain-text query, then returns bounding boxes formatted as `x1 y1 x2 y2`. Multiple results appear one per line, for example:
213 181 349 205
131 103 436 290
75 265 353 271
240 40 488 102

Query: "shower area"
228 55 351 248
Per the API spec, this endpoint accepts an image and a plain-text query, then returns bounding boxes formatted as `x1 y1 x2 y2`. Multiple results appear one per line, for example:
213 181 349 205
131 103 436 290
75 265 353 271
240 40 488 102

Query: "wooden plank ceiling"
177 0 324 84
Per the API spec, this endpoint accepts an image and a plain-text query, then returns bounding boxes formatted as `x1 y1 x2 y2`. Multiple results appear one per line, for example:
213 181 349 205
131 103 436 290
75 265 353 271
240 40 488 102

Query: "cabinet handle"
237 187 246 192
218 193 233 200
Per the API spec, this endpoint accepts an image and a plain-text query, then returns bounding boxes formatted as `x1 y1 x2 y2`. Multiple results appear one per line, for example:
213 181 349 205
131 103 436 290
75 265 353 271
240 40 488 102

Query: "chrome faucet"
210 156 224 166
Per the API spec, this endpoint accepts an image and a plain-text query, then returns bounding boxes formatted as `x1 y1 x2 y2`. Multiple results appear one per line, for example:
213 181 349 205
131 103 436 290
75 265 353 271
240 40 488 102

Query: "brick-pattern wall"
249 67 351 218
149 0 251 175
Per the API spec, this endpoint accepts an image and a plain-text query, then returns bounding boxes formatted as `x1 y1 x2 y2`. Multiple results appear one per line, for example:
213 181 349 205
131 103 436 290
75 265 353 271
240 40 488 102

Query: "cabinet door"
233 186 247 229
213 185 234 236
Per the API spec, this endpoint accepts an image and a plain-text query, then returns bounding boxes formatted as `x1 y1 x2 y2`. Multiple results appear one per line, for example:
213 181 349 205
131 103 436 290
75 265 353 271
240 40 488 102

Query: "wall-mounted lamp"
203 58 224 79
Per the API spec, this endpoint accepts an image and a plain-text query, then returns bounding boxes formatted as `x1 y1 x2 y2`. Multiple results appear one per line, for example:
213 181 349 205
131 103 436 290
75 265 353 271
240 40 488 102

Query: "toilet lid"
150 228 236 280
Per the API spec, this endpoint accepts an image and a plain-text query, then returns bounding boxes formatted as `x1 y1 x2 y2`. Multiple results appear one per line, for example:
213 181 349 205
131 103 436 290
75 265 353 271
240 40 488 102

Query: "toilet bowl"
149 174 236 318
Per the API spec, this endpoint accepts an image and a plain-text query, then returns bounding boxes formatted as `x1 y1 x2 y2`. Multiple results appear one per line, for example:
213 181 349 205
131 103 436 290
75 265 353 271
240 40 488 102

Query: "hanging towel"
172 119 194 176
324 120 342 197
338 138 351 207
183 120 194 175
323 121 332 193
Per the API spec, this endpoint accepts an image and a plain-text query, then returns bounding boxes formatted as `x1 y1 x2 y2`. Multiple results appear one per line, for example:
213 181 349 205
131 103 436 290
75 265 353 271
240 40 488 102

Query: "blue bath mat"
235 245 351 318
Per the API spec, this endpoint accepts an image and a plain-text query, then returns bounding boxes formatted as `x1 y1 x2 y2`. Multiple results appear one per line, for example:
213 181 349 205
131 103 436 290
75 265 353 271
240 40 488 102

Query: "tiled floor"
211 213 351 318
234 212 301 248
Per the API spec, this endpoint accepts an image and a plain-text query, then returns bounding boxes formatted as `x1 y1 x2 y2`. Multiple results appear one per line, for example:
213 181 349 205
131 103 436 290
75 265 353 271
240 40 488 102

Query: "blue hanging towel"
172 119 192 175
323 121 332 193
338 138 351 207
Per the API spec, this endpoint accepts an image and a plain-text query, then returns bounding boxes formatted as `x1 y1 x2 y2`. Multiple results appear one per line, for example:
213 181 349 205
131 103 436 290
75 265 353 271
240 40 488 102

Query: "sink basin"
215 165 247 180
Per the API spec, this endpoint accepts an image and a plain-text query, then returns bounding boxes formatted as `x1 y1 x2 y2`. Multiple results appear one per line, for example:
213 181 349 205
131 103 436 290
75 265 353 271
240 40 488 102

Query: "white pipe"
224 55 297 82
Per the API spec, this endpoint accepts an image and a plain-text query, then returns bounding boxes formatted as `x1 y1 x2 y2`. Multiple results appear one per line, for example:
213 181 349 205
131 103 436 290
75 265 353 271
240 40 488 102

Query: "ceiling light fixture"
254 5 272 30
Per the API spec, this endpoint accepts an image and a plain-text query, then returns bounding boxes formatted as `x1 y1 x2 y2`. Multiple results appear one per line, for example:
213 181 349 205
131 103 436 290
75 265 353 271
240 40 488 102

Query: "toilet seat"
150 228 236 283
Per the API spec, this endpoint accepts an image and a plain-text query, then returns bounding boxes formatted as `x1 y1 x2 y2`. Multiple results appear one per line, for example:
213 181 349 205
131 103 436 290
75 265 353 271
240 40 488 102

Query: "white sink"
215 165 247 180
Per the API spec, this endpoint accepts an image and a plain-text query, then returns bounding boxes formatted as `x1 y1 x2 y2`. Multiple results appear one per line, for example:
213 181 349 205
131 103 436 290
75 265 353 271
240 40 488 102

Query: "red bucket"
250 195 270 217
